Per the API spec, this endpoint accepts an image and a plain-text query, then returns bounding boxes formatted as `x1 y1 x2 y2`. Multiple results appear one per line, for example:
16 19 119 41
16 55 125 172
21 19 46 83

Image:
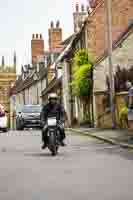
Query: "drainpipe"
69 60 73 126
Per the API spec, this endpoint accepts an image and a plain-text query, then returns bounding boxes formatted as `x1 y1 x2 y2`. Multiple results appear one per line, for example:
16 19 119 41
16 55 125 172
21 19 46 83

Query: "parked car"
16 104 42 130
0 104 8 132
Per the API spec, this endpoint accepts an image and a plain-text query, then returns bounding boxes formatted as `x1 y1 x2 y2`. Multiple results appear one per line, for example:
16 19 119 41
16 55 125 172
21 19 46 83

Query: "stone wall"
95 91 128 128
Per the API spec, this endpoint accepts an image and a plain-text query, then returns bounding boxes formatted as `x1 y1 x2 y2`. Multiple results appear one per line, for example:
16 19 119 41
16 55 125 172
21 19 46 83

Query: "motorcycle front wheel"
48 133 58 156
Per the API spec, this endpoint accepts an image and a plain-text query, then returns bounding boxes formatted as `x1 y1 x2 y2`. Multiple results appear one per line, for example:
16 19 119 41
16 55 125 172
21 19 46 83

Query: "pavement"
66 127 133 149
0 130 133 199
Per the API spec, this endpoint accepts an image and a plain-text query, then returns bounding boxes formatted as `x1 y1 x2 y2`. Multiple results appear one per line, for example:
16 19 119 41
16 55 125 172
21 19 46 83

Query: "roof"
41 77 62 97
54 17 90 64
10 67 47 95
96 23 133 65
61 34 76 46
54 32 81 66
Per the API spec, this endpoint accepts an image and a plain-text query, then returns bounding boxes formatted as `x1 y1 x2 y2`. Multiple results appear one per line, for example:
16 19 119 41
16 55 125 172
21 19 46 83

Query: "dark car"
16 104 42 130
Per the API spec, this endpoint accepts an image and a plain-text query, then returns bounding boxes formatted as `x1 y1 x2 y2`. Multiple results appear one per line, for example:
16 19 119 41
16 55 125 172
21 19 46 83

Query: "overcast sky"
0 0 88 73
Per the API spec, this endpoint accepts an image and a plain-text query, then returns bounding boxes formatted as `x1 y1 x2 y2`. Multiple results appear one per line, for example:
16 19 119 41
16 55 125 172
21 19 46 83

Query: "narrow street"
0 130 133 200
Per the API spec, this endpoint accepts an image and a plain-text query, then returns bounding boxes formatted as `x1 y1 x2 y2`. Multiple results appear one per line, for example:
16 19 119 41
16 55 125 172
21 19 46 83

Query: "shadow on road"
94 145 133 161
24 152 65 157
24 153 53 157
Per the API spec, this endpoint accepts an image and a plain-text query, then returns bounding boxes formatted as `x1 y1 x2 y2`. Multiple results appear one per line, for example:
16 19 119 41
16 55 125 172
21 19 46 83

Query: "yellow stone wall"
0 70 16 127
47 69 55 84
95 91 128 128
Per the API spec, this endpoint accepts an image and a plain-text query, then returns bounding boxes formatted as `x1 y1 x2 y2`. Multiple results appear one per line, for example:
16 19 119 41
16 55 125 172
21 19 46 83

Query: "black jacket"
41 103 65 124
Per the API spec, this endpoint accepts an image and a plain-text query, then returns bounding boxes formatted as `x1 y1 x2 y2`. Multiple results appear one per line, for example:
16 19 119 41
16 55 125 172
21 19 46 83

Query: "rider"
41 93 66 149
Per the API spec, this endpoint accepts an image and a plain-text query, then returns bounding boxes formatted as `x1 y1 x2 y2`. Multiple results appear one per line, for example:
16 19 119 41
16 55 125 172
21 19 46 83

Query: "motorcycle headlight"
18 114 22 118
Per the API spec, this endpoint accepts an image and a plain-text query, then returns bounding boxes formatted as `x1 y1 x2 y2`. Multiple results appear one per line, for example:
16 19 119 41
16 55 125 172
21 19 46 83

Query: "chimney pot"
32 34 35 39
36 34 38 39
81 4 85 12
90 0 97 8
40 34 42 39
50 21 54 28
76 3 79 12
56 20 60 28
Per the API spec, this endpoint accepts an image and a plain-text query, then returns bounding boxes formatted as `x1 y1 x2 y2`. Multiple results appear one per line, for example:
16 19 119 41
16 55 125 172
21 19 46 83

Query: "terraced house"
10 21 63 129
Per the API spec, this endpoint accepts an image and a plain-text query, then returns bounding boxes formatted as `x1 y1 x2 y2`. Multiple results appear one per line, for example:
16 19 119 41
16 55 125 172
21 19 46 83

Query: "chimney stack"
49 20 62 51
73 3 88 33
31 33 44 64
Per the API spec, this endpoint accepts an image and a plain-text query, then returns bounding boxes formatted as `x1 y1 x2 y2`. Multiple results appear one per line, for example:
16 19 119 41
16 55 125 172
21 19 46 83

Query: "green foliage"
83 112 91 121
71 49 94 97
119 106 128 128
73 49 90 67
72 64 92 96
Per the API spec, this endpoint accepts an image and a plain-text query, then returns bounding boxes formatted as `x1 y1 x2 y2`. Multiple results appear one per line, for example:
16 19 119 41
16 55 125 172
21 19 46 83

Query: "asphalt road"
0 130 133 200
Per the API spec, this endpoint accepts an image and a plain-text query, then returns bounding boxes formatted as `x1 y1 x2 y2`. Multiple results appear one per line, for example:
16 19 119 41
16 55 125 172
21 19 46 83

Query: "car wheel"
3 128 8 132
16 123 21 130
17 126 24 131
20 126 24 130
16 123 23 130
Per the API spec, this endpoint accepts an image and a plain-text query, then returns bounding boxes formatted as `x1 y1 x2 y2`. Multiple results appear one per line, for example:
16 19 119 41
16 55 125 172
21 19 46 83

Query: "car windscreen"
21 105 42 113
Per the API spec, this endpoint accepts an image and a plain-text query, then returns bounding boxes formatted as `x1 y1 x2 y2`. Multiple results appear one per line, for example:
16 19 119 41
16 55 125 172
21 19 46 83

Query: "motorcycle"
47 117 61 156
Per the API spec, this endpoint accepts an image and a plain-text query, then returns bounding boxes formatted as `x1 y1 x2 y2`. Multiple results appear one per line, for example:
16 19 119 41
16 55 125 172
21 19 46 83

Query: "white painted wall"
62 61 71 124
41 78 47 91
37 81 42 104
24 88 29 104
